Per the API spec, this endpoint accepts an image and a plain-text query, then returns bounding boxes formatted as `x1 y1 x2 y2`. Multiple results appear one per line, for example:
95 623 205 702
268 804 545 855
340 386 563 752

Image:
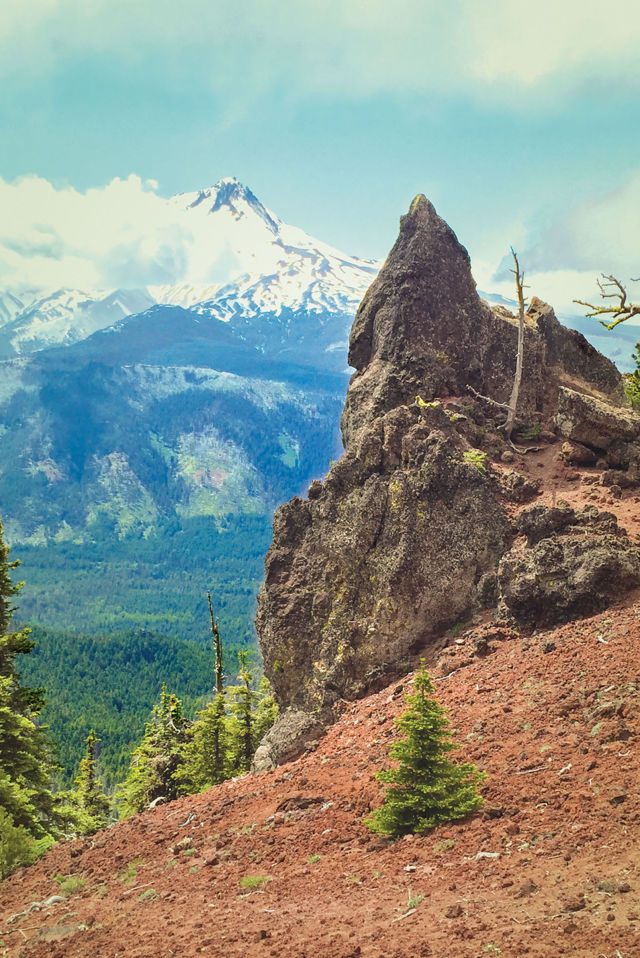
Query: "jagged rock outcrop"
255 195 638 770
341 196 622 448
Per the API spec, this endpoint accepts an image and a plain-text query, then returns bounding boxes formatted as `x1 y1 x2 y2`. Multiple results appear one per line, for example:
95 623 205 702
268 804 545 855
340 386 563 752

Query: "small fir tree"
176 692 228 793
227 651 258 774
73 729 111 833
117 685 188 816
365 663 486 837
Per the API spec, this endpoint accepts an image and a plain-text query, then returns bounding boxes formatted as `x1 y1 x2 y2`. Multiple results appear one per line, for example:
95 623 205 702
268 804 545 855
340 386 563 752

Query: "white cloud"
0 174 198 294
494 170 640 315
2 0 639 107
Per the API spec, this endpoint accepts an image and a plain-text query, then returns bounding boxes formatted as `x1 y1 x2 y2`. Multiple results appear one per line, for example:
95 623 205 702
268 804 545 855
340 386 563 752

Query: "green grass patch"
117 858 144 884
54 873 86 896
239 875 271 890
137 888 158 902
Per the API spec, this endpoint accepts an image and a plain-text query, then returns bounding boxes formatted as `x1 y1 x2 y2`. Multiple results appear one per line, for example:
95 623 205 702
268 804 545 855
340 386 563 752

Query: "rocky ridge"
255 195 640 770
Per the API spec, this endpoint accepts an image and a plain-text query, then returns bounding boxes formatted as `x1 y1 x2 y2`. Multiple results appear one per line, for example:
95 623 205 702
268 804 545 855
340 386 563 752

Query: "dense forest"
14 513 272 641
17 625 242 790
0 516 278 877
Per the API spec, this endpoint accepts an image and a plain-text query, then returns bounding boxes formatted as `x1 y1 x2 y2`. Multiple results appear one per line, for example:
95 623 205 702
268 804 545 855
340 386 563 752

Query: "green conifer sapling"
365 662 486 837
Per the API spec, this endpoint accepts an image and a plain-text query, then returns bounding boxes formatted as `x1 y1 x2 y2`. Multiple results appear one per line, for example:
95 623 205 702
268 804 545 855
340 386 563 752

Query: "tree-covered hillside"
17 626 240 790
0 346 346 638
14 514 272 641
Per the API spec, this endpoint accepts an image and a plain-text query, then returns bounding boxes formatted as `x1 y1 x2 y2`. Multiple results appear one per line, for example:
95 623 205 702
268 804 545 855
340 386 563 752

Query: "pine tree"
253 675 278 745
365 663 486 837
176 594 229 794
0 518 65 876
177 693 228 793
117 685 188 816
73 730 111 833
227 651 258 774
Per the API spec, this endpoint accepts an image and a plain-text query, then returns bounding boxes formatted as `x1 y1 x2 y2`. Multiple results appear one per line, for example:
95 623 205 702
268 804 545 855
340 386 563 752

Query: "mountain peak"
181 177 280 234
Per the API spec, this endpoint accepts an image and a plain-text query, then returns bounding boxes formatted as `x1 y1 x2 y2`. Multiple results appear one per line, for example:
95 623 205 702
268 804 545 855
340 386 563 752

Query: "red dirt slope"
2 594 640 958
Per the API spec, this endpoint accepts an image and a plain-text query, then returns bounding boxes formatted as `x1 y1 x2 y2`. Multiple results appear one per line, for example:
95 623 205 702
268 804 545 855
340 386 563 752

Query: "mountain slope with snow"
0 178 379 360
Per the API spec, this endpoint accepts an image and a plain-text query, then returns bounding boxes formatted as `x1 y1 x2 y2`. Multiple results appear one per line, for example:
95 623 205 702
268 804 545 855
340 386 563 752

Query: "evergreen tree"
365 663 486 837
176 692 228 793
253 675 278 745
117 685 188 816
73 729 111 833
0 518 67 876
227 651 258 774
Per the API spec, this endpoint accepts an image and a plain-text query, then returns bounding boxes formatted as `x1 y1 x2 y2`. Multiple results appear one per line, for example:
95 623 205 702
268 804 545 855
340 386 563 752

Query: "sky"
2 0 640 317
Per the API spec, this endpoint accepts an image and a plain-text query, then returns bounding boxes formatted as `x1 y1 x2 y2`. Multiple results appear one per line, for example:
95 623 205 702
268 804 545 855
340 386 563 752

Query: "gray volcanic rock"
255 195 637 770
498 505 640 630
256 410 509 729
555 387 640 451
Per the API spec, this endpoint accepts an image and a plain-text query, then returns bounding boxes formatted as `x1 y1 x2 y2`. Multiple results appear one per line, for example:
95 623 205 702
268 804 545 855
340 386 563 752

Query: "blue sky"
2 0 640 315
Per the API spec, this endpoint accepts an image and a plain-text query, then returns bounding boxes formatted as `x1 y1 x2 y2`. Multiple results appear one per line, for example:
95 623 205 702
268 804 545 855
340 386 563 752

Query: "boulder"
499 505 640 630
555 387 640 451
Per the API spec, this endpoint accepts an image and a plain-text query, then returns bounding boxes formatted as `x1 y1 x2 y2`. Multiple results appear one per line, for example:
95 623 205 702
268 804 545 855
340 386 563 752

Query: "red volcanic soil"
2 445 640 958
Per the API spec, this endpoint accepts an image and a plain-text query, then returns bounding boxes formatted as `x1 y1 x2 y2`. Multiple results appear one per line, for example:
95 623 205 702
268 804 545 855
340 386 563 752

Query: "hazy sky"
2 0 640 314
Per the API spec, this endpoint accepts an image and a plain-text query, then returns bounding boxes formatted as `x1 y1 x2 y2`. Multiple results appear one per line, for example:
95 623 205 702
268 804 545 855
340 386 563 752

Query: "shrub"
239 875 271 890
463 449 487 473
54 872 87 895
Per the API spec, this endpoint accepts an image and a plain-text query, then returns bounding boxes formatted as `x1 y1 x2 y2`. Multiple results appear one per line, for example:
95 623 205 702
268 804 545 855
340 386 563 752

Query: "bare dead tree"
574 275 640 329
208 591 223 695
207 591 226 778
467 248 529 446
502 248 527 442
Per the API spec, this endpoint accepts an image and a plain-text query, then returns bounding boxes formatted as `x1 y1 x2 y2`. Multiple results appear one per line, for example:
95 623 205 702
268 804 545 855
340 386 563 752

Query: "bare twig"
122 881 156 896
392 908 417 922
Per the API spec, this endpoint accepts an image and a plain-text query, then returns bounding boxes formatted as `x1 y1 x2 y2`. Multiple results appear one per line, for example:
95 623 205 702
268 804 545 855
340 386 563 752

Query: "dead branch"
574 274 640 329
466 385 512 410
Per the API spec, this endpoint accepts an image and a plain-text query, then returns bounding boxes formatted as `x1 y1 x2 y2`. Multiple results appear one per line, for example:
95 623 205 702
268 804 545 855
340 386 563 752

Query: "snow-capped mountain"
0 288 156 356
0 291 29 325
153 179 378 320
0 178 379 359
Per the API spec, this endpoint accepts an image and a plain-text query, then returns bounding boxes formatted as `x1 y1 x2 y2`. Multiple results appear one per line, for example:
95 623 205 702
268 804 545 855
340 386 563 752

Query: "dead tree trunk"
208 591 225 775
208 591 223 695
503 248 526 442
